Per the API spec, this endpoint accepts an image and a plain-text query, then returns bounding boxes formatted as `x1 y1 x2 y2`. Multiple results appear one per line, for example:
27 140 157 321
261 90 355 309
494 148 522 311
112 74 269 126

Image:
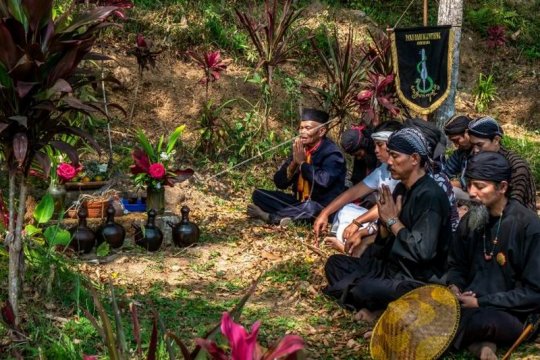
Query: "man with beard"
447 151 540 360
248 108 346 225
323 128 451 322
442 114 473 191
468 116 536 211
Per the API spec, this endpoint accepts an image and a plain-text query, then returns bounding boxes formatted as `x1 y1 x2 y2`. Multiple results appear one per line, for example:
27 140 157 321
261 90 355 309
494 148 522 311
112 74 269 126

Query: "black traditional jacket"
447 199 540 314
376 174 452 283
273 137 346 207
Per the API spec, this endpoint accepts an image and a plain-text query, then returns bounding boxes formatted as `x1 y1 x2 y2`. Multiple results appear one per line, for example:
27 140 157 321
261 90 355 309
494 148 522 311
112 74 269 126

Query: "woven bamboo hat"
370 285 460 360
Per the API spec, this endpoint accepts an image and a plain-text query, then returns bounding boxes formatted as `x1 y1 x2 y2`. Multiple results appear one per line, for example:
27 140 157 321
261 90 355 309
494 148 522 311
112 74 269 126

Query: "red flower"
188 50 228 84
57 163 78 182
148 163 166 179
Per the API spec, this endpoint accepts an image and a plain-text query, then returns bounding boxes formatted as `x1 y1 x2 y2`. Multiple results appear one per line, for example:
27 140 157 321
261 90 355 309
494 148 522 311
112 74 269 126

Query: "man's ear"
411 153 421 165
493 135 501 146
498 180 509 195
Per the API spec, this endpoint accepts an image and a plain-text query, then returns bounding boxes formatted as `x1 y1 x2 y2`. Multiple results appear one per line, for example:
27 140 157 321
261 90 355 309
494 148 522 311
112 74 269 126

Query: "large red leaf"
0 21 18 69
49 140 79 166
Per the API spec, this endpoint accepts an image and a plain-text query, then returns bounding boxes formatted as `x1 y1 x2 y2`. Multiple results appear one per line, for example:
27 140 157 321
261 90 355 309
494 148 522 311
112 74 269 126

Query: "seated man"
313 121 403 254
339 125 377 186
447 151 540 360
442 114 473 191
468 116 537 211
248 108 346 225
324 128 452 322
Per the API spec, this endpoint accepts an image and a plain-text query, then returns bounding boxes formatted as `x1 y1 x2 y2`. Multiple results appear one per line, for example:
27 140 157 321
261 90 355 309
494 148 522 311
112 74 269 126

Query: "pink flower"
57 163 78 182
196 312 305 360
148 163 166 179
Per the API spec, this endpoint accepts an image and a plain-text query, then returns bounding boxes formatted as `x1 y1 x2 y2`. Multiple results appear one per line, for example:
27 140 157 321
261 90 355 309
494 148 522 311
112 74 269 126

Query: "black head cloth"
444 115 472 135
387 128 430 159
340 125 373 154
466 151 511 182
468 116 503 139
301 108 329 124
404 117 447 159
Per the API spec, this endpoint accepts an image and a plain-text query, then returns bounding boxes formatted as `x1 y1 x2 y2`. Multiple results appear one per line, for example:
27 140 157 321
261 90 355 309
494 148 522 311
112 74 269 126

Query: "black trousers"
323 253 424 311
452 308 524 349
252 189 323 224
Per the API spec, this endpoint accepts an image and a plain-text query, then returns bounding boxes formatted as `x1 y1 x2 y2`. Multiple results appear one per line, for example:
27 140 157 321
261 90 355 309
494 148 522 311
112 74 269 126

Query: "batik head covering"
387 128 430 160
468 116 503 139
340 125 373 154
301 108 329 124
465 151 511 182
370 285 460 360
404 118 447 160
444 115 472 136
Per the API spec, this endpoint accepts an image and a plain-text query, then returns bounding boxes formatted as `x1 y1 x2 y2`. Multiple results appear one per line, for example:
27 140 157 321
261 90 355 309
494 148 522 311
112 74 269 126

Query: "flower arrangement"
130 125 193 190
197 312 305 360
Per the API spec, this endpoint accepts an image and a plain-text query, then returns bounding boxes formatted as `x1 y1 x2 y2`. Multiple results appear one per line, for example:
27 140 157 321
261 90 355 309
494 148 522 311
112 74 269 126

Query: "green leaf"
8 0 28 32
96 242 110 257
44 225 71 246
166 125 185 154
25 224 42 237
34 193 55 223
0 63 13 88
136 129 156 162
156 135 164 155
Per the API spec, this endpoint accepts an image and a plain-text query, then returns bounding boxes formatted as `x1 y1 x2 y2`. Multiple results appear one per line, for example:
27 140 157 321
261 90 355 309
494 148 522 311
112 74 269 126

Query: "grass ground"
1 164 540 359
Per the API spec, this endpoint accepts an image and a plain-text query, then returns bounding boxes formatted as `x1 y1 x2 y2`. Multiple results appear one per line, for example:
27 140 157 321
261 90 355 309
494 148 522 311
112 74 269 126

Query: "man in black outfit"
248 108 346 225
447 151 540 360
324 128 452 322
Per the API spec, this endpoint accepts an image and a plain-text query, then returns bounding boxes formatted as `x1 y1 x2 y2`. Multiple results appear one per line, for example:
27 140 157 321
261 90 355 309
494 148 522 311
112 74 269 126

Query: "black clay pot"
69 205 96 254
133 209 163 252
168 205 200 247
96 204 126 249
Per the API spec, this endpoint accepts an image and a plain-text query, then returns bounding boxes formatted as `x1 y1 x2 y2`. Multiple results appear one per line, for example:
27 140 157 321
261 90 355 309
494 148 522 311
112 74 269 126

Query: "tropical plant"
307 27 368 127
473 73 498 112
196 99 237 157
486 25 506 49
235 0 305 88
0 0 122 325
187 50 229 101
130 126 193 190
355 73 401 126
130 33 161 75
197 312 305 360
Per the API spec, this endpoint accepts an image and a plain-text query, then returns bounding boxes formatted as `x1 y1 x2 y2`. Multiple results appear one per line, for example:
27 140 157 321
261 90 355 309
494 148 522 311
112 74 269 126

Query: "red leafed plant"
187 50 229 101
131 33 162 75
355 72 401 126
487 25 506 49
197 312 305 360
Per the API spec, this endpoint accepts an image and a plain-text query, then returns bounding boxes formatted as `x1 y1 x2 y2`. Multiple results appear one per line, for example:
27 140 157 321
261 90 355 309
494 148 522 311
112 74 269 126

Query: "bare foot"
324 236 344 253
363 330 373 339
468 342 498 360
354 308 383 323
247 204 270 223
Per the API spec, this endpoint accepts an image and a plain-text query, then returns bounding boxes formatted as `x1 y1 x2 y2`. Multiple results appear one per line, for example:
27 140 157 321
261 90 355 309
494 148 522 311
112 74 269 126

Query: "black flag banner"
390 26 454 114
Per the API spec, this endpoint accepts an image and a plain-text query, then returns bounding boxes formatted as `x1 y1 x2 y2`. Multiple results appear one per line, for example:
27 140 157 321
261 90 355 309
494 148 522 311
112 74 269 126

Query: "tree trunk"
8 174 28 326
432 0 463 129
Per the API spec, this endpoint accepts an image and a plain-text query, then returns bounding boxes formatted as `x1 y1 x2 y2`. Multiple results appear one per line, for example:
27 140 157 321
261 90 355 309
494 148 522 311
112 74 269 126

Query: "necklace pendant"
484 254 493 261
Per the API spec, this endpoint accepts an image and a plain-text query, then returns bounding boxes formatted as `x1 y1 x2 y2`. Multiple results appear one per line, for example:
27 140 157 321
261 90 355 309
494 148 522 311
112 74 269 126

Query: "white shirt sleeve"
362 165 383 190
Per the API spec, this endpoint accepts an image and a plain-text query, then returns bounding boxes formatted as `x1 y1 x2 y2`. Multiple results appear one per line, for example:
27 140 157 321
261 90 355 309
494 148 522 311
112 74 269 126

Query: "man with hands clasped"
323 128 452 323
248 108 346 225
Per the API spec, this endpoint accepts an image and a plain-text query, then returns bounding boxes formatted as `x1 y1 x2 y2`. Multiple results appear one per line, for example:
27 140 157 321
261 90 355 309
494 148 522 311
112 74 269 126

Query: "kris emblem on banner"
390 26 454 114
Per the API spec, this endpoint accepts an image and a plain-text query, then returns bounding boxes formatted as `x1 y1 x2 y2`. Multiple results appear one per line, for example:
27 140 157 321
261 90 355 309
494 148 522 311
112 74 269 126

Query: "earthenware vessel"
168 205 200 247
69 205 96 253
133 209 163 251
96 204 125 248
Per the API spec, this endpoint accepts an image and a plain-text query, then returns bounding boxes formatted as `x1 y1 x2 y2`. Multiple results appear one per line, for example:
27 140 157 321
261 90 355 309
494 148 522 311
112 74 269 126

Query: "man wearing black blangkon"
447 151 540 360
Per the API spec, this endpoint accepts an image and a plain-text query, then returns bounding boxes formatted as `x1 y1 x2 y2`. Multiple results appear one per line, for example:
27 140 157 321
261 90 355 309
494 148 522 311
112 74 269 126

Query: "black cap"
301 108 329 124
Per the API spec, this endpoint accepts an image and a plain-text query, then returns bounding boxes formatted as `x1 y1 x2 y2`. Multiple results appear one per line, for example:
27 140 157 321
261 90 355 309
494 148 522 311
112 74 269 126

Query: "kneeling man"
447 151 540 359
